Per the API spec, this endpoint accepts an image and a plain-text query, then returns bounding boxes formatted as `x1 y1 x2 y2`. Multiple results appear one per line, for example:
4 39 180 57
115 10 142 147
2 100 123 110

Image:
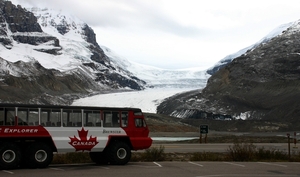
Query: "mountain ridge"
207 21 294 75
0 0 146 104
0 1 208 105
157 19 300 130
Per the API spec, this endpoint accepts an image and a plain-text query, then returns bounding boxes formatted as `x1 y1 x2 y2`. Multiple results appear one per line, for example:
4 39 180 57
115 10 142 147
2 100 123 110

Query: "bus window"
71 110 82 127
40 111 48 126
0 107 4 125
18 108 39 126
62 111 68 126
17 109 28 126
84 110 100 127
112 111 119 127
103 111 119 127
63 109 82 127
103 111 112 127
28 109 39 126
5 108 15 126
121 112 128 127
41 109 60 127
49 109 61 126
135 118 146 128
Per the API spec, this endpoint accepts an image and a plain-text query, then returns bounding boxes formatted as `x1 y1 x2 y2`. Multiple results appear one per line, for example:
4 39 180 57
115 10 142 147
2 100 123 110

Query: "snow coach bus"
0 103 152 169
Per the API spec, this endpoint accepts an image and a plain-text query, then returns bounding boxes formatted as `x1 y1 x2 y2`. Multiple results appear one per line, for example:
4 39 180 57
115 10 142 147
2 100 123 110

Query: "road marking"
2 170 14 174
257 162 287 167
223 162 245 167
153 162 162 167
188 161 203 167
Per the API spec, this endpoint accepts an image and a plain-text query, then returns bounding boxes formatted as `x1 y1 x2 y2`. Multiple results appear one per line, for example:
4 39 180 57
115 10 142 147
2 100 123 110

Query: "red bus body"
0 104 152 169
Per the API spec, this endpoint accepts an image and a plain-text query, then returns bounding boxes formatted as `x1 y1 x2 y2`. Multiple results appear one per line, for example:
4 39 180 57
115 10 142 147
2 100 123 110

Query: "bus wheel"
107 141 131 165
25 143 53 168
0 143 21 169
89 152 108 165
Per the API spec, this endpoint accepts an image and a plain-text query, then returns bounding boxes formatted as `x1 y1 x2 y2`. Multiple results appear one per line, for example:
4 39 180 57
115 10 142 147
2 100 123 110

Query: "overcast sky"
10 0 300 69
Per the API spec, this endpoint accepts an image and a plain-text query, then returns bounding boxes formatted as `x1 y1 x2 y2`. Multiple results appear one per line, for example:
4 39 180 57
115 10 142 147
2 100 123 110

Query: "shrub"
291 151 300 162
140 145 165 161
226 142 256 161
226 142 292 162
256 147 288 161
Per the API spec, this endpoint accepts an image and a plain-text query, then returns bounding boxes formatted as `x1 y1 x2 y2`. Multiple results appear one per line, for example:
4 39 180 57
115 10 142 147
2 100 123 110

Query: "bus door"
132 112 149 137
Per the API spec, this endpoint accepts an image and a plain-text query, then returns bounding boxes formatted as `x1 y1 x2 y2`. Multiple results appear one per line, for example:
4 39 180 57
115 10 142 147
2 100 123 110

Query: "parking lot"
1 161 299 177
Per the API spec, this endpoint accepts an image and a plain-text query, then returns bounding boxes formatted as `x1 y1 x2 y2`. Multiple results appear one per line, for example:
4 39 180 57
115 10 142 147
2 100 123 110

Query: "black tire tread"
0 142 21 170
106 141 131 165
25 142 53 168
89 151 109 165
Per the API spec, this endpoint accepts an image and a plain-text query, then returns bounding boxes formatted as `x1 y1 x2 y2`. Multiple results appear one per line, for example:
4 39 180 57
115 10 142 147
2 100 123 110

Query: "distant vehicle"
0 103 152 169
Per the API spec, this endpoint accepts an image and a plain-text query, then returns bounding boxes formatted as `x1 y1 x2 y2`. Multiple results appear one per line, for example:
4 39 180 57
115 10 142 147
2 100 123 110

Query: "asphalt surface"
2 162 299 177
150 131 300 138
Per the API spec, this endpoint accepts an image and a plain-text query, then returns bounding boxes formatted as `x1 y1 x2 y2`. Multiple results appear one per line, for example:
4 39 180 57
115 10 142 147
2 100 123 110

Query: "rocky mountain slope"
206 22 293 75
0 0 145 104
157 20 300 128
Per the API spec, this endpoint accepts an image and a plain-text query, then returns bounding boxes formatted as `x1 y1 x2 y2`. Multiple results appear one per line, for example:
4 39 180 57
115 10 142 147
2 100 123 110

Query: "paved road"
150 131 300 138
150 143 299 153
2 162 299 177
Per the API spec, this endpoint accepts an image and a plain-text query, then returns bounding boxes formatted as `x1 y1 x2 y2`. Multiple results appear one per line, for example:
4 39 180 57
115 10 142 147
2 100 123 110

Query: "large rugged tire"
0 143 21 170
107 141 131 165
25 143 53 168
89 152 109 165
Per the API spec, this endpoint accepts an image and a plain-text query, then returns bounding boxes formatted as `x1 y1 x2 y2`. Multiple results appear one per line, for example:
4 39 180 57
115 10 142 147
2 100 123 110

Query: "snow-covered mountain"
0 1 209 105
1 2 146 85
0 1 147 104
26 5 209 90
207 22 293 75
157 19 300 125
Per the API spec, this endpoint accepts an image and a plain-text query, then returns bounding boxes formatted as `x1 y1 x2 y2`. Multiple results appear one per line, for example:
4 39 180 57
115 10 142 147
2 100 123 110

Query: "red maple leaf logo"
69 127 99 151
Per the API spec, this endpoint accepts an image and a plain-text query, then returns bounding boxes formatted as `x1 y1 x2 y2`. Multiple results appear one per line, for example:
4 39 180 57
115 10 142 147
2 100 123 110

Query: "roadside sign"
200 124 208 134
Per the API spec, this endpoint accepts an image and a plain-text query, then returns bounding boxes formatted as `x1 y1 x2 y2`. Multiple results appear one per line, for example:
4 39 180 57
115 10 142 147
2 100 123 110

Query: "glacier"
72 47 211 113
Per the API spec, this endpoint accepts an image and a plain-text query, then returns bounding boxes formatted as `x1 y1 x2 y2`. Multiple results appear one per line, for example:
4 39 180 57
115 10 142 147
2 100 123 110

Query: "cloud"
9 0 300 69
12 0 205 38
